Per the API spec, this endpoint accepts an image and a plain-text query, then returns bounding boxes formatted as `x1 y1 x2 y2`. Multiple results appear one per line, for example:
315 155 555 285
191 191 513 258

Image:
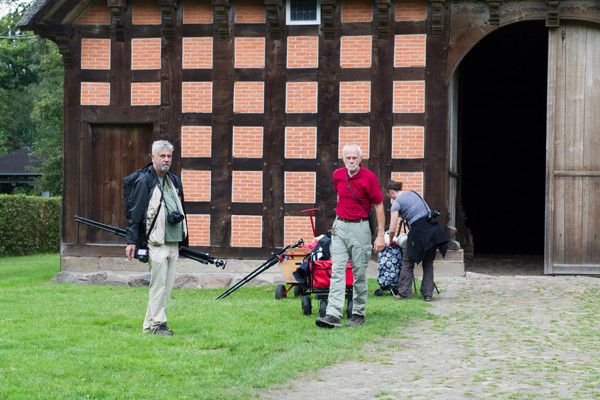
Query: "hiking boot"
346 314 365 327
423 296 432 302
315 314 342 328
152 324 173 336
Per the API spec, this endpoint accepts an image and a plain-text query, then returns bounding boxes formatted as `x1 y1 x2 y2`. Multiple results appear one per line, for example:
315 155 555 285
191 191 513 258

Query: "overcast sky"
0 0 34 18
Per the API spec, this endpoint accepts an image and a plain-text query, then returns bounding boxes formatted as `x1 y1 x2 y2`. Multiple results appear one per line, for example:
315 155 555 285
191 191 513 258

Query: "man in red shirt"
316 144 385 328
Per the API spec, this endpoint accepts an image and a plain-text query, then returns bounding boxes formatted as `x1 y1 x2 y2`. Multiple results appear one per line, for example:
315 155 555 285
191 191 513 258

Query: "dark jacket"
406 216 448 264
126 165 188 247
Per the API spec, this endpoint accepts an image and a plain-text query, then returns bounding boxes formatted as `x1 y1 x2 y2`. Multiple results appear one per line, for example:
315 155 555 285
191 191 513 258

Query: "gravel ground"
262 256 600 400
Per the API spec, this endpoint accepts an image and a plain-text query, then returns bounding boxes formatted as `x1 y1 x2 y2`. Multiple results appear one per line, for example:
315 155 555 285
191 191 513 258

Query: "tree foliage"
0 1 64 195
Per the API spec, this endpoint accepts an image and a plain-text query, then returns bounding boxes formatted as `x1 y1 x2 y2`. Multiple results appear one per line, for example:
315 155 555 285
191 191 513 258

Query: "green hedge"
0 195 61 256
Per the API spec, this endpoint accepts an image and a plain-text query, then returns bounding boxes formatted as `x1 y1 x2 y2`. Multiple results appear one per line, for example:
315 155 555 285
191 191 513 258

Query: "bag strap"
411 190 431 212
142 184 163 246
345 174 370 217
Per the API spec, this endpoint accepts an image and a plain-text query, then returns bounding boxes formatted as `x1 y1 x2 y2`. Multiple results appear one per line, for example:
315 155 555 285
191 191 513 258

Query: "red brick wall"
81 39 110 70
285 172 316 203
182 82 212 113
233 127 263 158
339 81 371 113
394 34 426 67
287 36 319 68
235 0 266 23
284 216 316 244
183 37 213 69
395 1 427 21
75 0 110 25
393 81 425 113
81 82 110 106
235 37 265 68
341 0 372 22
392 126 424 159
391 172 424 196
181 170 212 201
285 127 317 159
286 82 318 113
131 38 161 70
181 126 212 158
131 82 161 106
338 127 370 158
232 171 263 203
234 82 264 113
231 215 262 247
341 36 371 68
183 1 213 24
187 214 211 246
132 0 161 25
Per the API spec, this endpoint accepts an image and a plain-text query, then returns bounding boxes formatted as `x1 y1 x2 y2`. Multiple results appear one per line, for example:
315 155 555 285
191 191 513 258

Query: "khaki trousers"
326 219 372 319
143 242 179 332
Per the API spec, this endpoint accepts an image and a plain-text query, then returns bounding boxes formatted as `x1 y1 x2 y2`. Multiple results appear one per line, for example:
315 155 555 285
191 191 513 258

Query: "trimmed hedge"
0 195 61 256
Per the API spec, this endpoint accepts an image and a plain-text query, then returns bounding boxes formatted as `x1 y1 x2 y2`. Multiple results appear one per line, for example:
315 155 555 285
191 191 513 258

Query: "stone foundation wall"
55 249 464 289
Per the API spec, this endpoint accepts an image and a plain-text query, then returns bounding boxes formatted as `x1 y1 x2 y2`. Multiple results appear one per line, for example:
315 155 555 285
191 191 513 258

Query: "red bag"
312 260 353 288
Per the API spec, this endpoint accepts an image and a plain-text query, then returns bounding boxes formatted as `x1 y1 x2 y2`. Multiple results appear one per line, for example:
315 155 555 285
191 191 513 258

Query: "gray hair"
342 143 363 158
152 140 174 156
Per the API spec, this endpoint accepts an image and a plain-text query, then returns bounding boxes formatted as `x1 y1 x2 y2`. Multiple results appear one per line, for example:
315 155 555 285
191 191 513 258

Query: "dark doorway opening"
458 21 548 256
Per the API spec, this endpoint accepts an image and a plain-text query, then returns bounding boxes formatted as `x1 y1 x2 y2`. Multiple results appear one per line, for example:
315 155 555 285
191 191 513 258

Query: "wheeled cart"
302 260 354 318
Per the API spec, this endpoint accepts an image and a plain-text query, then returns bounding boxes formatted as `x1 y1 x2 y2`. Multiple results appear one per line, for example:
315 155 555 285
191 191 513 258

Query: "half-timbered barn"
19 0 600 281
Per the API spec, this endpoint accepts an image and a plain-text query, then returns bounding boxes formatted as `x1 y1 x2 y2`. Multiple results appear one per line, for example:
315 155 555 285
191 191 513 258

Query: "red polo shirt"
333 165 383 220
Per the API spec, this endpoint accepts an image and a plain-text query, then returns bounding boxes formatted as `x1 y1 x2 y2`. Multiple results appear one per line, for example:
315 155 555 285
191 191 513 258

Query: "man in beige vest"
126 140 188 335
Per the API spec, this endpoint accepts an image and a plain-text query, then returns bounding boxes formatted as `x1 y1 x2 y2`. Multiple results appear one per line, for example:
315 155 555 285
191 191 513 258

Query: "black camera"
427 210 441 223
134 247 149 263
167 211 185 223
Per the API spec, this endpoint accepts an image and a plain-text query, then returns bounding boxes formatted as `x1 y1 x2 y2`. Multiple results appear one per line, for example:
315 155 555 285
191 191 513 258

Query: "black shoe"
346 314 365 327
315 314 342 328
152 323 173 336
423 296 432 302
393 294 411 300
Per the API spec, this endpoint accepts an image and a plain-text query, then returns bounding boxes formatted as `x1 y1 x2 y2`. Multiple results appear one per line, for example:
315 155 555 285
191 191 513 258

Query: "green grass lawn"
0 254 432 400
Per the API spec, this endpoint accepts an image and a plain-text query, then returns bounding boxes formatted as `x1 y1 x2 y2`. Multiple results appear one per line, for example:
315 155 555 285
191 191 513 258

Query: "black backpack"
123 162 153 220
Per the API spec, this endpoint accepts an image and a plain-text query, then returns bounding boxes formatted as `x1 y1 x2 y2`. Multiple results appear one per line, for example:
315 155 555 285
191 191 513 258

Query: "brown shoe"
346 314 365 326
152 324 173 336
315 314 342 328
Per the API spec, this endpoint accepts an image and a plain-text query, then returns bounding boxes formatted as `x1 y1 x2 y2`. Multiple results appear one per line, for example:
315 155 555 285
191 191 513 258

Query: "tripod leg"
413 278 417 296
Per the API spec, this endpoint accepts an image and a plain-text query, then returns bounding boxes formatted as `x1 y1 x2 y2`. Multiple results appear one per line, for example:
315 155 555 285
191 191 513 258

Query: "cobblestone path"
262 258 600 400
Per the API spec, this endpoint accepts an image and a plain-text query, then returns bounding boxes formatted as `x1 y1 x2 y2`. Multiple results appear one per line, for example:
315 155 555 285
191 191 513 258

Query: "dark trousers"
397 246 436 298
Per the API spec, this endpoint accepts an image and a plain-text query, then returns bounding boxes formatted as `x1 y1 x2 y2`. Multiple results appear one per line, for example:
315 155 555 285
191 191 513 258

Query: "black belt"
338 217 368 223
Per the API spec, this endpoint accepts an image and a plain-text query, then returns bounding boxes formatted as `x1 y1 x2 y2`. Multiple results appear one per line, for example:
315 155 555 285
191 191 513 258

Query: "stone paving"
262 256 600 400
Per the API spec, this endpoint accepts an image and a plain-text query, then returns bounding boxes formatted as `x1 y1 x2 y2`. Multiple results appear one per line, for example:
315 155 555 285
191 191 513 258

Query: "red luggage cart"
274 208 354 317
303 259 354 318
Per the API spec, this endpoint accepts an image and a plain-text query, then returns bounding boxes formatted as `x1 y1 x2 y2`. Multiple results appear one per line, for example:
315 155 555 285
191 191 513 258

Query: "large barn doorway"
457 21 548 258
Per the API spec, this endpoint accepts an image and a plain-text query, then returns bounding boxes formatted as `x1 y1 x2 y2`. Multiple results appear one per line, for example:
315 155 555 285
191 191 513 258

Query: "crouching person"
126 140 188 335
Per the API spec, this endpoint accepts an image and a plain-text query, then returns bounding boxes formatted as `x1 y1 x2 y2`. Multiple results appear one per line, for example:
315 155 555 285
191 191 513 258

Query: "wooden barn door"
546 21 600 274
85 124 153 244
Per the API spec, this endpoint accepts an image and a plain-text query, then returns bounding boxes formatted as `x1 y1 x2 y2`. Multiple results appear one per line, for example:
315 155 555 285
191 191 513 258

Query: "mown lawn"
0 254 432 400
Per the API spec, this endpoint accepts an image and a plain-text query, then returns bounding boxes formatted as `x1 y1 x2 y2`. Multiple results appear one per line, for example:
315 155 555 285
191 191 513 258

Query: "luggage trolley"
304 259 354 318
274 208 354 317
